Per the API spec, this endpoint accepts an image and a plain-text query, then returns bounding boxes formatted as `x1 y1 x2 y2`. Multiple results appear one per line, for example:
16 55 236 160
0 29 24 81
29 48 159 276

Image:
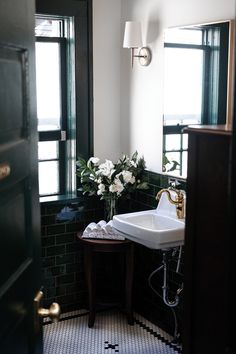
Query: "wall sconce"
123 21 152 67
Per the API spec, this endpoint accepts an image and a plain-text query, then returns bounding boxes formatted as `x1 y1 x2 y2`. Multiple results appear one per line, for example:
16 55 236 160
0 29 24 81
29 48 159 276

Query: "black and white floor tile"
43 309 182 354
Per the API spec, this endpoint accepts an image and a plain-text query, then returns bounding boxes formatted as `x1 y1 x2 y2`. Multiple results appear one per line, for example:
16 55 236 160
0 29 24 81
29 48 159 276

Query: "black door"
0 0 42 353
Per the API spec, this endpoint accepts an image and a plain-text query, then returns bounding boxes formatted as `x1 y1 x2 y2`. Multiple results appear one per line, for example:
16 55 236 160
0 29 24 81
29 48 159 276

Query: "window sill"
40 193 80 204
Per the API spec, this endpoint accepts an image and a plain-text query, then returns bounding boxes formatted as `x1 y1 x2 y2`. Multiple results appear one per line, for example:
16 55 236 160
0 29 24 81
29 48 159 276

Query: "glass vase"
105 197 117 221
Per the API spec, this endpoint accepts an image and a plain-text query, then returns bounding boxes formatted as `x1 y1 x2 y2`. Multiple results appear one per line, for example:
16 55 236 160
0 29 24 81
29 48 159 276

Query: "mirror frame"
162 19 235 179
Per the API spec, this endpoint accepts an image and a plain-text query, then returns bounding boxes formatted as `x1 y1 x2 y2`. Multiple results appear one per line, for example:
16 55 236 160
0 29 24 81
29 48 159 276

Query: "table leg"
84 246 96 328
125 243 134 325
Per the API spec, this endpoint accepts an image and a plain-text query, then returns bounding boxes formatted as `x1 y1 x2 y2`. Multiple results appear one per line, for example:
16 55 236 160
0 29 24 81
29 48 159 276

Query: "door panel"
0 0 42 353
0 46 29 142
0 183 31 283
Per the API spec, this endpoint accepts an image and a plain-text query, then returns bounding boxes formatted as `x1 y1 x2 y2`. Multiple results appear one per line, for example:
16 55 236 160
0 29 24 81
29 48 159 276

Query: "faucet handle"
168 177 180 188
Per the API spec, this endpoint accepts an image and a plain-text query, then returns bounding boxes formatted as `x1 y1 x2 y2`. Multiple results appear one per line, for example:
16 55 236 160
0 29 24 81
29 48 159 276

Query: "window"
35 15 74 196
35 0 93 200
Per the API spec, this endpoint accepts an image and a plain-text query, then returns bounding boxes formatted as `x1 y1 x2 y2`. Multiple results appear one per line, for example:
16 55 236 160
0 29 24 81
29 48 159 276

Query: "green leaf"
167 160 180 172
136 182 149 190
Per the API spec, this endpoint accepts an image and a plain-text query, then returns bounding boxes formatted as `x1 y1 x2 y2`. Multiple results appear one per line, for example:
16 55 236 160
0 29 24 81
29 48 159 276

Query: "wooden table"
78 234 134 328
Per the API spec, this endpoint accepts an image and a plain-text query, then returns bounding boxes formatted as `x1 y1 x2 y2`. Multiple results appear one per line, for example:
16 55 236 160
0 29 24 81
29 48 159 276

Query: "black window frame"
36 0 93 200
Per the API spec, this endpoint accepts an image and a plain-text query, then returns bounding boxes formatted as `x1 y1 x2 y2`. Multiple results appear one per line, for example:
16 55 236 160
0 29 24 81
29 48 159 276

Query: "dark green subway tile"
56 273 74 286
46 245 65 257
66 222 85 233
56 233 75 245
129 200 146 212
56 293 76 305
154 186 162 195
42 256 55 268
45 204 64 215
45 265 66 277
40 203 46 215
143 184 155 196
56 253 75 265
65 284 79 295
56 286 66 296
74 251 83 264
160 175 169 188
47 224 65 235
149 172 161 186
66 242 79 254
41 236 55 247
41 248 46 257
135 191 148 204
43 277 55 288
41 215 56 226
83 210 96 222
75 272 86 283
84 196 103 209
66 263 81 274
93 209 106 223
141 170 149 183
41 226 46 236
45 287 57 298
146 195 158 209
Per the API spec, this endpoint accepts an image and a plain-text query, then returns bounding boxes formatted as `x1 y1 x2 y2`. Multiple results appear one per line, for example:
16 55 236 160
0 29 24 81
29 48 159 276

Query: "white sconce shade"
123 20 152 67
123 21 142 48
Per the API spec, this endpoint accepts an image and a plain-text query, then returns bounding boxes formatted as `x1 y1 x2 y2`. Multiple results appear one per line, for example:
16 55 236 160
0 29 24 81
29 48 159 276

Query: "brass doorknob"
38 302 61 323
34 290 61 323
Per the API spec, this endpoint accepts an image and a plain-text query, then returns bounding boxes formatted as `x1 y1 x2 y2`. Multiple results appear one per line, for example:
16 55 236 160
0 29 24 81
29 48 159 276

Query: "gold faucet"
156 188 185 219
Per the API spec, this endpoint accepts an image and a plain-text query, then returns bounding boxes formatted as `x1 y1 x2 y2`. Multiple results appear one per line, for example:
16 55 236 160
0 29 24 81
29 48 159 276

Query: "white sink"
113 190 185 249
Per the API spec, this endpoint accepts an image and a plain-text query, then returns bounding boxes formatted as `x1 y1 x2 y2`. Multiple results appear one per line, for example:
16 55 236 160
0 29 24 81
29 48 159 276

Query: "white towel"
82 220 125 240
96 220 107 229
102 220 113 234
84 222 97 234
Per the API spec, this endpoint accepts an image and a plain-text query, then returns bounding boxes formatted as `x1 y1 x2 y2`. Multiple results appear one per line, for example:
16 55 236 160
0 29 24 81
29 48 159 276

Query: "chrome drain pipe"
148 247 183 342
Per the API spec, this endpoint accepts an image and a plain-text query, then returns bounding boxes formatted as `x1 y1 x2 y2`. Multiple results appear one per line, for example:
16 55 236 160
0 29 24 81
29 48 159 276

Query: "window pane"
164 152 181 176
38 141 59 160
165 134 181 151
165 28 203 45
39 161 59 195
36 42 61 131
164 47 203 126
35 18 62 37
183 134 188 150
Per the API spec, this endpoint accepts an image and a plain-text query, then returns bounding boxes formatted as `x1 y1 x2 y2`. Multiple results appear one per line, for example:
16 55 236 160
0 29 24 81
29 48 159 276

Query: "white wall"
93 0 121 161
93 0 235 169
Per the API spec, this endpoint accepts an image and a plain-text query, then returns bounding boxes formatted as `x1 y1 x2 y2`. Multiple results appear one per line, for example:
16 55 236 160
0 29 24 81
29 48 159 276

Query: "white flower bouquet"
76 151 148 220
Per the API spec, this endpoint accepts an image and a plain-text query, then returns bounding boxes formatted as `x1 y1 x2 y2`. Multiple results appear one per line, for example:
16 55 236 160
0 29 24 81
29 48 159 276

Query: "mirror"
162 20 235 178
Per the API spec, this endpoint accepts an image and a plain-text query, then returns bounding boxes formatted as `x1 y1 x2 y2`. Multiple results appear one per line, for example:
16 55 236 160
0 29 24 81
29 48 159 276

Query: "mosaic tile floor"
43 309 182 354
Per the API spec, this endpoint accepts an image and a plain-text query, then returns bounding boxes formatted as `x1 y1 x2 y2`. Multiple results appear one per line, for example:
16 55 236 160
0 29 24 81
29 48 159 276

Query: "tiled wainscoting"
40 171 186 335
41 195 104 312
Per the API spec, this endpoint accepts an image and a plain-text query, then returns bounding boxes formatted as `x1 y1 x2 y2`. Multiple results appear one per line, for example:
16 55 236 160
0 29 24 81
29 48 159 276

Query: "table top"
77 232 131 246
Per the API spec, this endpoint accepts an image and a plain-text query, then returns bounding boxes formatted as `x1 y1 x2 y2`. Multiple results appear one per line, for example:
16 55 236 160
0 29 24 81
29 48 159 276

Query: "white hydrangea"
130 160 137 168
98 159 115 178
87 157 100 166
97 183 106 195
109 179 124 195
95 177 102 184
122 170 135 184
89 173 96 180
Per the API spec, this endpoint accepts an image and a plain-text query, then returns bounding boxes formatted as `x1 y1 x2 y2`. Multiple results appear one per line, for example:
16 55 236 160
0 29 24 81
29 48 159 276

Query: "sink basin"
113 190 185 249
